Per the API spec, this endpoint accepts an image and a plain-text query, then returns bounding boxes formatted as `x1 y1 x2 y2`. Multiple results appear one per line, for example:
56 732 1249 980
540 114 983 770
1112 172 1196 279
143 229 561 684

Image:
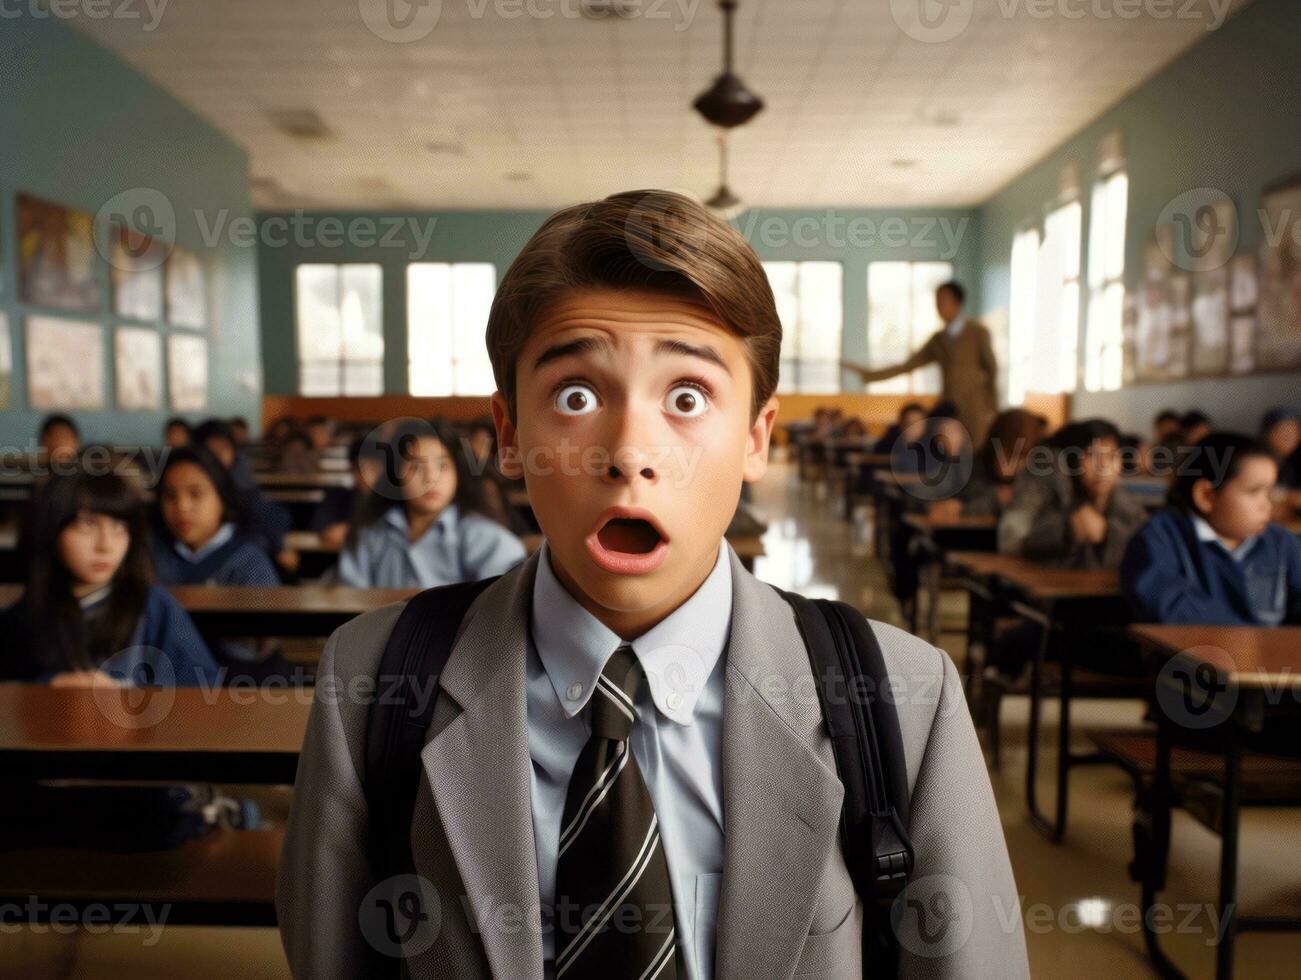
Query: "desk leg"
1025 607 1069 842
1216 733 1242 980
1140 718 1184 979
925 557 941 644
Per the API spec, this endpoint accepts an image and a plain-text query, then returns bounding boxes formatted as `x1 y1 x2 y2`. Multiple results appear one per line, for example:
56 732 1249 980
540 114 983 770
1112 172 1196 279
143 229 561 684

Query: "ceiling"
72 0 1254 210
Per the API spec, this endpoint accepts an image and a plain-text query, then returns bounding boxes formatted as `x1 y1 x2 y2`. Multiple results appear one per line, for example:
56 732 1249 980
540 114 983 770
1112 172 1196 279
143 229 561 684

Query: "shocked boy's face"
491 289 777 637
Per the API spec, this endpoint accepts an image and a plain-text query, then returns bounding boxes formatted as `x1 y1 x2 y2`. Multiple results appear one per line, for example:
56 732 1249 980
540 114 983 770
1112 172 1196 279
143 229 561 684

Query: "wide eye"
665 384 709 418
555 383 598 416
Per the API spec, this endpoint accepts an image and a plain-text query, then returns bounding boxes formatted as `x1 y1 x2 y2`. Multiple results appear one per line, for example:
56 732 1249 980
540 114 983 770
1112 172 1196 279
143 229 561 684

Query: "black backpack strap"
363 575 501 884
774 586 914 973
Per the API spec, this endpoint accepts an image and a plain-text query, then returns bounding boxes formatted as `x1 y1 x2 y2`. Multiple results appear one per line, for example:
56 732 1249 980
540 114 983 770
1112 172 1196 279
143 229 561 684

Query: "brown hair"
485 190 781 423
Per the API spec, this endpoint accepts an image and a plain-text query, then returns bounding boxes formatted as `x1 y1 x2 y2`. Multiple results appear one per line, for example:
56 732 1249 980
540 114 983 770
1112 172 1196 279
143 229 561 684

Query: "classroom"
2 1 1300 977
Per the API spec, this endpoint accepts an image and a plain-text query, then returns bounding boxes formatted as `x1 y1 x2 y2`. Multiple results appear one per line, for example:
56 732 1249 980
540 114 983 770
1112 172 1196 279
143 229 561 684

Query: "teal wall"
979 0 1301 434
256 205 980 397
0 16 261 449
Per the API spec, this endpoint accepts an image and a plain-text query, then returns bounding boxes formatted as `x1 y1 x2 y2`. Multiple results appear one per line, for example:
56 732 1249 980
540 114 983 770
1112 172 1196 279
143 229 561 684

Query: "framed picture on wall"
167 332 208 411
26 315 104 409
1165 273 1192 379
1230 314 1256 375
1257 173 1301 370
111 222 166 322
114 326 163 411
0 312 11 410
166 246 207 329
1230 253 1258 312
1190 266 1229 375
17 193 101 313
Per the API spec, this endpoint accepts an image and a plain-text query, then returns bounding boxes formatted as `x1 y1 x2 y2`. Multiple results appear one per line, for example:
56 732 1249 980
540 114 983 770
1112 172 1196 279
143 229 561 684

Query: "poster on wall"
17 193 101 313
1121 290 1138 387
26 315 104 409
1230 253 1258 312
166 246 207 329
1135 239 1176 382
167 332 208 411
1230 315 1256 375
111 223 166 322
0 312 11 409
1165 273 1192 379
1257 174 1301 369
114 327 163 411
1190 266 1229 375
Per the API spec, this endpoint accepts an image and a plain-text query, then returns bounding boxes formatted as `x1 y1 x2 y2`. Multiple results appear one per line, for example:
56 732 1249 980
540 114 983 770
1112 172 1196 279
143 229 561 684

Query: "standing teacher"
843 280 999 448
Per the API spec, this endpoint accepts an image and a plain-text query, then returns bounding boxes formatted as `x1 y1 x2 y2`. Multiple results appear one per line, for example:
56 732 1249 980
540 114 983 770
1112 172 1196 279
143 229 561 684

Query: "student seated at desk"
873 401 926 455
152 446 281 588
38 413 81 470
998 418 1147 569
1122 433 1301 625
309 435 379 549
0 470 217 686
959 408 1039 517
336 419 527 589
163 416 192 449
1261 407 1301 490
193 418 296 574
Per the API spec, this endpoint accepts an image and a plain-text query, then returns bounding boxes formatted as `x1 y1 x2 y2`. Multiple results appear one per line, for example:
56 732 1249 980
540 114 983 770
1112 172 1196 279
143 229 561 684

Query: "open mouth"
586 508 670 575
597 517 663 555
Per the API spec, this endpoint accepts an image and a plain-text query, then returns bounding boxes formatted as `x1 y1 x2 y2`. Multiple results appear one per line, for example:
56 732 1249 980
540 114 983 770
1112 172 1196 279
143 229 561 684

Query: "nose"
602 401 659 485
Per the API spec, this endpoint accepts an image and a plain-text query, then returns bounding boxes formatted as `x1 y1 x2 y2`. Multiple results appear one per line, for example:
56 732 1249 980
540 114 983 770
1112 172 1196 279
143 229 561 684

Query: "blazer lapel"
714 546 847 979
419 551 545 980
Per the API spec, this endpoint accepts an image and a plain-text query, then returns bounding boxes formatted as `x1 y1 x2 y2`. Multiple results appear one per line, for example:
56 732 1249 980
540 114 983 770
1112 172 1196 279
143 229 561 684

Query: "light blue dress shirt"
336 503 526 589
944 313 967 340
527 539 731 980
173 521 236 562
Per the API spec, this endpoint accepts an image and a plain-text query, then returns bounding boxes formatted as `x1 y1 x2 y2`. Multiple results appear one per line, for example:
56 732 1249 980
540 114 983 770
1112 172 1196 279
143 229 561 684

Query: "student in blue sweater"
152 446 282 588
1122 432 1301 625
0 470 218 686
336 418 527 589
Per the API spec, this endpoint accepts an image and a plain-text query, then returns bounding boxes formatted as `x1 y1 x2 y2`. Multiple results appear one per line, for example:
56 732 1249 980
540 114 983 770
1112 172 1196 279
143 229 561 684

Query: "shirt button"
566 682 584 701
666 692 683 712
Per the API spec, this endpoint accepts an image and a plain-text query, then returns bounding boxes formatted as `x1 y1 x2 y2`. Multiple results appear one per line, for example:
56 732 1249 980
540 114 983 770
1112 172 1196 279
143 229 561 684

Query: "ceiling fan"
693 0 763 214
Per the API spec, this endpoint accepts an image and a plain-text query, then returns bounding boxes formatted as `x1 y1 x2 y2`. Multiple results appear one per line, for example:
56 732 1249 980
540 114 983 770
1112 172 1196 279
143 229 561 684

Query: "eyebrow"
530 335 731 375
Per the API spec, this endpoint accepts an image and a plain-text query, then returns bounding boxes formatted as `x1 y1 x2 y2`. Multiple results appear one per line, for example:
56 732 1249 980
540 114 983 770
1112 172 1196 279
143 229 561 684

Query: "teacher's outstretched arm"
843 334 940 383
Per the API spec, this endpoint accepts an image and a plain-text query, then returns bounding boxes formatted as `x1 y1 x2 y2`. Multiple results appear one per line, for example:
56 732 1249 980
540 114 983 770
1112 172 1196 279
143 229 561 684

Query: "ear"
1190 477 1216 517
742 395 780 484
490 391 524 480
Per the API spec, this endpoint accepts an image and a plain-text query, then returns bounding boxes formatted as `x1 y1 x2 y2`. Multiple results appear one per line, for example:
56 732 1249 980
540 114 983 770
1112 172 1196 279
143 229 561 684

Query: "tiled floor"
5 460 1300 978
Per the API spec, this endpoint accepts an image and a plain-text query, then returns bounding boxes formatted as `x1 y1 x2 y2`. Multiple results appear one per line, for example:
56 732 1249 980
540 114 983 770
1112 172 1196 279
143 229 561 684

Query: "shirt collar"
1191 513 1261 562
945 314 966 339
78 584 112 610
530 538 731 726
384 503 459 539
173 521 236 562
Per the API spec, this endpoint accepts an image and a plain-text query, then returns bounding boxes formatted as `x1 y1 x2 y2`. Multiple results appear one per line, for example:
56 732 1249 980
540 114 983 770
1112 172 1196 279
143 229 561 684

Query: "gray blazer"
277 544 1028 979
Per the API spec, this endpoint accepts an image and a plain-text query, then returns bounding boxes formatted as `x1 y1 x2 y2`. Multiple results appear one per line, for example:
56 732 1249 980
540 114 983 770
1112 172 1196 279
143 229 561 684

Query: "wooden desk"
255 471 353 489
0 584 417 637
903 517 998 641
950 551 1134 841
1128 625 1301 978
0 683 311 784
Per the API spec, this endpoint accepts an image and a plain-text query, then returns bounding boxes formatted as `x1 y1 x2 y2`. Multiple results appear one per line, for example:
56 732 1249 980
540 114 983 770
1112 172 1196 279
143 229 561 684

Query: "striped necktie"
553 643 679 980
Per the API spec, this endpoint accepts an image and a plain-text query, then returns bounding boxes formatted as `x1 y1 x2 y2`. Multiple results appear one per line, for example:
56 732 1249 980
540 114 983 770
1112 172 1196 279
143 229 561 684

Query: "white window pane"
767 261 843 394
1087 181 1108 291
343 361 384 396
909 262 952 394
299 361 341 397
409 263 454 396
1104 173 1128 283
866 262 912 394
1008 228 1039 406
296 265 343 360
1102 282 1125 391
451 263 496 395
764 262 801 364
1059 280 1080 392
796 262 843 360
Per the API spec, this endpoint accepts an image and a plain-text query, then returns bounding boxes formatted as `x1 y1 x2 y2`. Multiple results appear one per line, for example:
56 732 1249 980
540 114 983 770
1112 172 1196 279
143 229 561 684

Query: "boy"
277 191 1027 978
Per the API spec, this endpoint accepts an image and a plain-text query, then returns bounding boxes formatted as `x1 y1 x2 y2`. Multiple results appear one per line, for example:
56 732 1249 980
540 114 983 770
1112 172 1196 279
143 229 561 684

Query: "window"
407 263 497 396
295 264 384 396
764 261 843 394
1084 170 1128 392
1006 227 1040 406
865 261 954 394
1031 199 1083 397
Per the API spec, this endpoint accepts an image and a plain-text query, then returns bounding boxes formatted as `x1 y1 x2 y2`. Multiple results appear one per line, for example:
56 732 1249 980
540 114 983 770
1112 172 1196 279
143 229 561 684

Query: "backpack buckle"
871 809 914 901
